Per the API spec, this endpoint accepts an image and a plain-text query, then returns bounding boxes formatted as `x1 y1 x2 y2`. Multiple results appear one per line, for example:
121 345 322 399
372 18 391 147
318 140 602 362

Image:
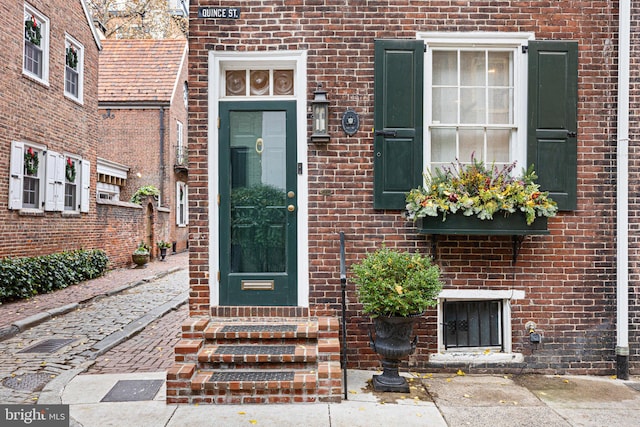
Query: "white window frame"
23 4 50 84
431 289 525 364
64 35 84 103
418 32 533 175
176 120 185 165
63 155 81 212
176 181 188 227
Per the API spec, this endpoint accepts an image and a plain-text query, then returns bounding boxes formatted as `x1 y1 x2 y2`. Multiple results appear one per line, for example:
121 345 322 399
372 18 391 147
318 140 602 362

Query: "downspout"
159 107 166 206
616 0 630 380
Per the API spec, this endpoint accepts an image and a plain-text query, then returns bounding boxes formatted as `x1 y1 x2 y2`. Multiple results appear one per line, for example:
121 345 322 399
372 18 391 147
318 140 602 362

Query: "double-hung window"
176 121 186 166
373 34 577 211
64 36 84 102
427 35 527 173
23 4 49 83
10 142 44 210
176 181 188 227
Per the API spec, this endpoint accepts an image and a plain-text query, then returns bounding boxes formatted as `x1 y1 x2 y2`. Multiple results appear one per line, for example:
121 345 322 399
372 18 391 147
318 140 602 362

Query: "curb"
0 266 185 343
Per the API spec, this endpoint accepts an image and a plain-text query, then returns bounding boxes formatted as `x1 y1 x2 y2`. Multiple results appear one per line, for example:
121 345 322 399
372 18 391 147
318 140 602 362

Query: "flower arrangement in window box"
65 158 76 182
24 16 41 46
405 156 557 233
66 46 78 69
24 147 39 176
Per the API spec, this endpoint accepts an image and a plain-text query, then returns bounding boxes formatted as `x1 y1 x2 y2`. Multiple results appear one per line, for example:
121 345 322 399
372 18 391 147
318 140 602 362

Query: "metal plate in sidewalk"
18 338 75 353
2 372 52 392
221 325 297 333
101 379 164 402
215 345 295 355
209 371 295 382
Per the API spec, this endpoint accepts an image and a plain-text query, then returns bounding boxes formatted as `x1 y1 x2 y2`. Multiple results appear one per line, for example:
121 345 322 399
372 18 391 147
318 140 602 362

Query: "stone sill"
429 351 524 366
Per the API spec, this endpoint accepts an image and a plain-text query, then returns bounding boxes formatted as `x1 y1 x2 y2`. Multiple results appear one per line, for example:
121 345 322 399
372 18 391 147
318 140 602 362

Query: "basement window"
443 300 502 350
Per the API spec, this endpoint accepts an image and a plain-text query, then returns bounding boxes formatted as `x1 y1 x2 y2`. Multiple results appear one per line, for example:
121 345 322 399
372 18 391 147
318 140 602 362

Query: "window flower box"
415 211 549 236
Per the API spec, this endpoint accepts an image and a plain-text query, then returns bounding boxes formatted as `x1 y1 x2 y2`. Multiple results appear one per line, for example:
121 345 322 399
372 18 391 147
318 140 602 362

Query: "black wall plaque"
341 109 360 136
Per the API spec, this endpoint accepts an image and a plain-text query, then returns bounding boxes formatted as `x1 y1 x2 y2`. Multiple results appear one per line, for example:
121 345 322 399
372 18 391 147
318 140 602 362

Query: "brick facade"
186 1 623 375
98 39 189 254
0 1 101 258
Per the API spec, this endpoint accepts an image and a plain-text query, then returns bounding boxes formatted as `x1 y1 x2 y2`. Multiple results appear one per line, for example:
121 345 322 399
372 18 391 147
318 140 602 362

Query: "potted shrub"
131 242 150 267
352 247 443 392
157 240 171 261
405 156 557 235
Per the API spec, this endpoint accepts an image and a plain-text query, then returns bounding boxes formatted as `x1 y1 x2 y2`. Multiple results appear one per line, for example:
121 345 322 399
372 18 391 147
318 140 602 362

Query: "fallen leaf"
483 349 491 355
446 378 452 383
563 379 569 383
610 375 617 380
238 411 246 415
249 420 257 425
539 391 547 396
416 413 423 417
463 394 471 398
499 400 506 404
512 401 518 405
348 390 358 394
456 370 465 376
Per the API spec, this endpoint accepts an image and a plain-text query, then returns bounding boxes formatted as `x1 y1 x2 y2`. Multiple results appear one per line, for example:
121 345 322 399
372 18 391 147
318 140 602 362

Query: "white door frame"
208 50 309 307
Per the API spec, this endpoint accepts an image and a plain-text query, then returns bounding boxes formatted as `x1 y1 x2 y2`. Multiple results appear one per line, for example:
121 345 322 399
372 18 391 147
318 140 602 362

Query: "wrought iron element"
369 316 418 393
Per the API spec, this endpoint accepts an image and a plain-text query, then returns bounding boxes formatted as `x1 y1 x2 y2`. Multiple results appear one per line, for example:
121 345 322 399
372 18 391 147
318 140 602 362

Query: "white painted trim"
436 288 525 355
418 32 533 176
208 50 309 307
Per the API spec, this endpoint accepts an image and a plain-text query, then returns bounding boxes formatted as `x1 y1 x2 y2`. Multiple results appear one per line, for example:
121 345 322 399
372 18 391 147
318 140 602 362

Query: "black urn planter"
369 315 418 393
159 247 167 261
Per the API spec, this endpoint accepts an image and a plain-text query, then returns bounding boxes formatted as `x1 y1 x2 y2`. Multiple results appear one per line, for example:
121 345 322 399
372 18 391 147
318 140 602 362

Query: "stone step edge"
180 316 339 335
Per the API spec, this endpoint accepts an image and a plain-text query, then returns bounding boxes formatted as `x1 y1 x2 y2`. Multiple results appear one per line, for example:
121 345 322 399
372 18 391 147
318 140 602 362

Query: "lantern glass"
313 102 327 134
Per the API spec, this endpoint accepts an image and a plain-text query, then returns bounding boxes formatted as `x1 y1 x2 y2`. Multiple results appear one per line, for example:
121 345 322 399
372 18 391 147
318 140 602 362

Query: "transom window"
23 5 49 83
224 69 295 97
423 33 530 174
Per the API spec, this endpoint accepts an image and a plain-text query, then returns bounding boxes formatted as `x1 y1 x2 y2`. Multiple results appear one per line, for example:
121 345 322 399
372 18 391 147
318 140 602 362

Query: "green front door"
219 101 298 306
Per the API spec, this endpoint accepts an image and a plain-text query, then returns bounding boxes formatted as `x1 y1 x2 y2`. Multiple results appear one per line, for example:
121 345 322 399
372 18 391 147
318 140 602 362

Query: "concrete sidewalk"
39 369 640 427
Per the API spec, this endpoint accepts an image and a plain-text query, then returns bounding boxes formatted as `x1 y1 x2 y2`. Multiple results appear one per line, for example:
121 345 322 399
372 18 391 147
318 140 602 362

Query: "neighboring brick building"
0 1 102 258
98 39 189 255
169 1 632 404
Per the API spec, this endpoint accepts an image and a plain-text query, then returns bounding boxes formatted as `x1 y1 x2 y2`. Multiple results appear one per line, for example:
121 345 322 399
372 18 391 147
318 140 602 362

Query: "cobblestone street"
0 268 188 404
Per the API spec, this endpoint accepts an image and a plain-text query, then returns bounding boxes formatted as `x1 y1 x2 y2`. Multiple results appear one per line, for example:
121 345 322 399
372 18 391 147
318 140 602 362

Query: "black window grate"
443 300 502 350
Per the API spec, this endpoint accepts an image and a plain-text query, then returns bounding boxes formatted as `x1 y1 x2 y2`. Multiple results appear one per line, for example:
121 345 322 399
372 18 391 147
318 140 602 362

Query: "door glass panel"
229 111 287 273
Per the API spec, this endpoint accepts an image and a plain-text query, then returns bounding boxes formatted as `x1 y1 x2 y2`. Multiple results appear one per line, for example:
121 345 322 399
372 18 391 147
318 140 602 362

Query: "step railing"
339 231 348 400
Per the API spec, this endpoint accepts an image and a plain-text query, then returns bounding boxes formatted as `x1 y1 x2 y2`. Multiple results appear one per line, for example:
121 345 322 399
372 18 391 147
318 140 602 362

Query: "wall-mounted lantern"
310 84 330 142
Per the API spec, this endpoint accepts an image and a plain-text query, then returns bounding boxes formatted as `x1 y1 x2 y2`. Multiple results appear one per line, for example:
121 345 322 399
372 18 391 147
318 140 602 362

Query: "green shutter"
373 39 424 210
527 41 578 211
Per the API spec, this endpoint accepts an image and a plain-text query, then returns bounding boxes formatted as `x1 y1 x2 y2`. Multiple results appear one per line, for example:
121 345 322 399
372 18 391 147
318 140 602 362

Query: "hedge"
0 249 109 302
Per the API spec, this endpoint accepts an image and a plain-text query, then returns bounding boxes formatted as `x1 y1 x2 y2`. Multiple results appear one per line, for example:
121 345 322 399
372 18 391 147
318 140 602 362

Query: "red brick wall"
96 197 171 268
188 0 620 374
0 0 101 258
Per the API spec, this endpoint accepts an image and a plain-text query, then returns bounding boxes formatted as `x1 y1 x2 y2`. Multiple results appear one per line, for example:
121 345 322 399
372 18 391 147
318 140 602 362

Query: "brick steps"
167 315 343 404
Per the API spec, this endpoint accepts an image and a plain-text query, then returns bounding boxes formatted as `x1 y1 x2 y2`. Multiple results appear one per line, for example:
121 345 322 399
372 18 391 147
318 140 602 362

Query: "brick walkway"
86 304 188 374
0 251 188 331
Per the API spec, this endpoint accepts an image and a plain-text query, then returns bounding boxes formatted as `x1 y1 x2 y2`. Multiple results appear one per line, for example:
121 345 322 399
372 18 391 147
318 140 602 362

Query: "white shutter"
8 142 24 210
80 159 90 213
176 182 181 225
45 151 64 211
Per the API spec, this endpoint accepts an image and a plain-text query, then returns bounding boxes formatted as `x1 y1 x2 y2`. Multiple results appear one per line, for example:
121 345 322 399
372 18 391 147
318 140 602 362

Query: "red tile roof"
99 39 186 103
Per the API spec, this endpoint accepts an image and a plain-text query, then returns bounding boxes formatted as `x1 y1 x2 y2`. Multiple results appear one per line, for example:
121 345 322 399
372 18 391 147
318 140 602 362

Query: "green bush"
130 185 160 205
0 249 108 302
